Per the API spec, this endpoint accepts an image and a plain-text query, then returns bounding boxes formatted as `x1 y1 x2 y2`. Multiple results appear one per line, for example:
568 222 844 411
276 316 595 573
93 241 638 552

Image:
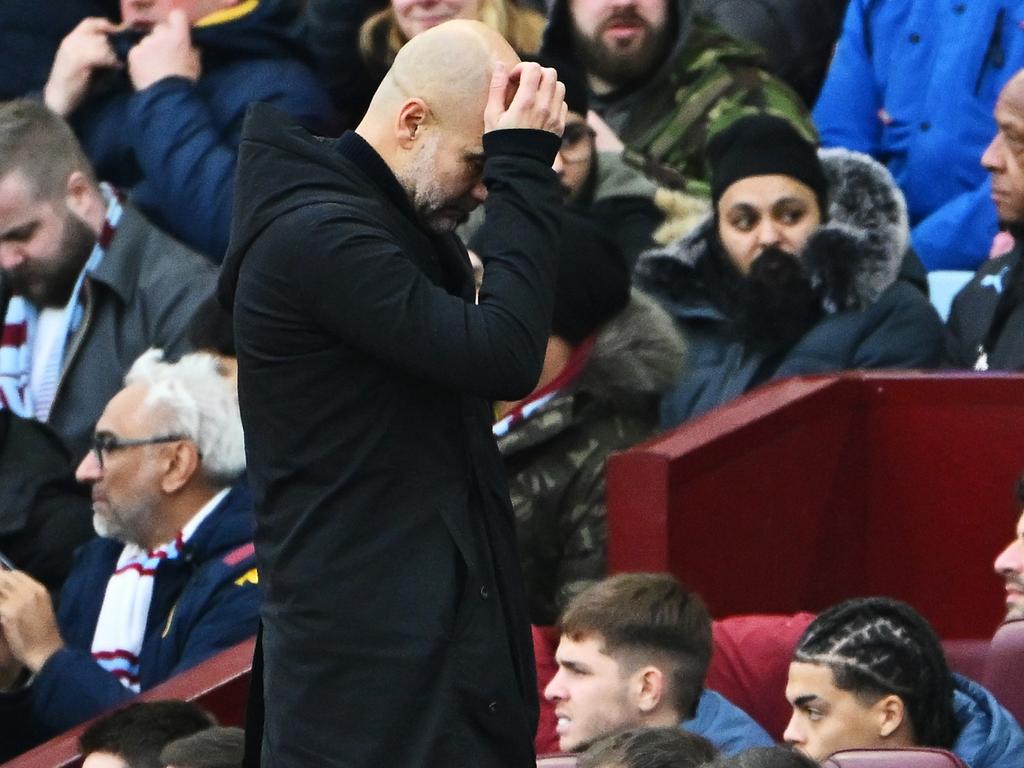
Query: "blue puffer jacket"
683 689 775 755
952 674 1024 768
813 0 1024 270
0 483 259 760
70 0 334 261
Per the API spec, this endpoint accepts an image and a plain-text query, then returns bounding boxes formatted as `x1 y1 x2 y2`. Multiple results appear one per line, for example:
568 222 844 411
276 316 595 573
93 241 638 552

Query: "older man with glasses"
0 348 258 763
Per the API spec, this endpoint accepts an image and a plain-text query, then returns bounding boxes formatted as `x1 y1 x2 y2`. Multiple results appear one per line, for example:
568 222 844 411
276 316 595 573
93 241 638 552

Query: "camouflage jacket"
496 291 685 625
541 4 816 194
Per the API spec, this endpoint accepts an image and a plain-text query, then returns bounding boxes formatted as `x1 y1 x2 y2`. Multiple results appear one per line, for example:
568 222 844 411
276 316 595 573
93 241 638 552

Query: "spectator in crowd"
545 573 774 755
705 746 819 768
635 115 943 428
813 1 1024 271
539 0 814 189
305 0 544 126
691 0 848 108
0 350 258 761
0 412 94 593
0 100 216 459
486 214 684 626
947 70 1024 371
462 55 668 268
160 725 244 768
220 22 565 768
80 700 216 768
784 597 1024 768
0 0 117 100
994 475 1024 622
41 0 334 261
579 726 717 768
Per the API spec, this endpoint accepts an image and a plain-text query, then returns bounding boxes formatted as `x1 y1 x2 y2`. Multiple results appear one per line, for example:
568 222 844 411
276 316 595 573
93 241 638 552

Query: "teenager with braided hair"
784 597 1024 767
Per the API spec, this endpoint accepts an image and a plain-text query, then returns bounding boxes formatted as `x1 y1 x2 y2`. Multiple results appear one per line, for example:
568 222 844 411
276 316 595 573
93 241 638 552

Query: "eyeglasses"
90 432 191 470
559 122 596 162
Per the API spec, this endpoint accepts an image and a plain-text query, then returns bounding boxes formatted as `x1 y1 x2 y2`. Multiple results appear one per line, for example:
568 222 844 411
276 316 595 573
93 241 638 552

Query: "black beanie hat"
551 211 631 345
708 115 829 215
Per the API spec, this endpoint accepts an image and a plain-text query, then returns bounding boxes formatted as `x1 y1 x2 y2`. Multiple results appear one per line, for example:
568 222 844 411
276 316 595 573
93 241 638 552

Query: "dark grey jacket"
637 147 945 428
45 203 216 458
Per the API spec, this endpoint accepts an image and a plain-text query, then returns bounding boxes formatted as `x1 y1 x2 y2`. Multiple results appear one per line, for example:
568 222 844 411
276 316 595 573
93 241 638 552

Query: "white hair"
125 348 245 486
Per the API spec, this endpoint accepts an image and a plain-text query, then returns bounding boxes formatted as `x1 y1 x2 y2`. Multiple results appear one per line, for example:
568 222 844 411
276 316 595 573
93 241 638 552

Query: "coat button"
479 585 490 599
920 121 931 131
953 3 965 13
487 700 499 714
909 32 921 43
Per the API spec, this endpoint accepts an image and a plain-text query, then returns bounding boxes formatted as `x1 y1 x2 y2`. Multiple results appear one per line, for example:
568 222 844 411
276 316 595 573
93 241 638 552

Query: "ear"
395 98 429 148
633 665 666 714
160 440 202 495
64 171 92 219
875 694 907 738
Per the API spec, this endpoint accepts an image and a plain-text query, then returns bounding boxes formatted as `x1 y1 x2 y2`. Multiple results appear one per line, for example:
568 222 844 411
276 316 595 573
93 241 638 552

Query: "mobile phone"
0 550 15 571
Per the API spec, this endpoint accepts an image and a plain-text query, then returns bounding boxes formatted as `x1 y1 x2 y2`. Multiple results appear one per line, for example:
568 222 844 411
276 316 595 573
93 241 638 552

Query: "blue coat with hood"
0 483 259 761
952 674 1024 768
69 0 333 262
684 689 774 755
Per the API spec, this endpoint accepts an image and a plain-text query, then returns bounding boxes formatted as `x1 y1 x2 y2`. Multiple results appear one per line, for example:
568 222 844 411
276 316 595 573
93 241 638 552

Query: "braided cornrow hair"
793 597 958 749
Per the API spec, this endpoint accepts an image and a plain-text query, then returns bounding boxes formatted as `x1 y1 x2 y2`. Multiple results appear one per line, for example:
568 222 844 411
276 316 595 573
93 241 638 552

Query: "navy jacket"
70 0 333 261
0 483 258 760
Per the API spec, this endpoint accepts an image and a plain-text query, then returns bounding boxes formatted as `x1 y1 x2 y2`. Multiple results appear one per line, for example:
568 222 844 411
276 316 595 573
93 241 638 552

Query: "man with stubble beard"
0 100 215 458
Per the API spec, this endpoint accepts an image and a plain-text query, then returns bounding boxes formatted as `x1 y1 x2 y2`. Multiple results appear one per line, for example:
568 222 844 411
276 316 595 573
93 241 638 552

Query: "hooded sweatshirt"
952 674 1024 768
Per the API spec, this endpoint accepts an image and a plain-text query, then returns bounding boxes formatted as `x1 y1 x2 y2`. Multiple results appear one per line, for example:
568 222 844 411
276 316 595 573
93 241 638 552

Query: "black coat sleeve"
266 129 563 401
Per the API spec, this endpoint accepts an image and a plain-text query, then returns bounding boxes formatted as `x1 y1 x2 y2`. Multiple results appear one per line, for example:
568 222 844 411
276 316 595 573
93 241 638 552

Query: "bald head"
361 20 519 137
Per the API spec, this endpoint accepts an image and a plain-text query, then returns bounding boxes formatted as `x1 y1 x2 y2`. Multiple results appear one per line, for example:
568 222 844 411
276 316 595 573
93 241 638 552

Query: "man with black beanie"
485 212 686 625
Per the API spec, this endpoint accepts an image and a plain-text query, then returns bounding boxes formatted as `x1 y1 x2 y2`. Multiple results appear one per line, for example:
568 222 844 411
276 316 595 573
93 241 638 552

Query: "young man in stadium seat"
784 596 1024 767
544 573 773 755
80 700 216 768
0 350 257 761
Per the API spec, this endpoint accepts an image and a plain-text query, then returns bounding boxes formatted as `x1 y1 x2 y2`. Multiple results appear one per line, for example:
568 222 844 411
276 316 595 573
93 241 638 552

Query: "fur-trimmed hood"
576 289 686 408
635 147 910 315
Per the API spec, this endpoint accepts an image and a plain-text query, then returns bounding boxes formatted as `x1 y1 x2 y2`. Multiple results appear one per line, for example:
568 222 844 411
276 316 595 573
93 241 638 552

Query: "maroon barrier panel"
1 637 254 768
606 373 1024 640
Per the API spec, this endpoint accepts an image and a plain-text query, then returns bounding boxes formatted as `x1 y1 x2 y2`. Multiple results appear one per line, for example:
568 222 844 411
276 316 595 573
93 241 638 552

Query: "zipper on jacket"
48 279 95 422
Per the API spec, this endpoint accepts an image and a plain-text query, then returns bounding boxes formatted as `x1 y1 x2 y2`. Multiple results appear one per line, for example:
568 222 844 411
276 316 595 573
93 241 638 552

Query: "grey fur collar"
635 148 909 312
576 289 686 405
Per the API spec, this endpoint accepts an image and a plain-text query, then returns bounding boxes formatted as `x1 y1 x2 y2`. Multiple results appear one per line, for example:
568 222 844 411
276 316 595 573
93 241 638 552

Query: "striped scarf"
0 184 122 419
90 489 227 691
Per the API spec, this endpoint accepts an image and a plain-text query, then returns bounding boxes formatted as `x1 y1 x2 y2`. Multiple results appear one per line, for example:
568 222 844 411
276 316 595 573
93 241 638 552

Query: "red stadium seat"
823 748 967 768
981 618 1024 726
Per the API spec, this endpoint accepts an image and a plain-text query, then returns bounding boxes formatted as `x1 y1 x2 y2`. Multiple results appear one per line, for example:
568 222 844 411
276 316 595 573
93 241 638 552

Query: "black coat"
219 104 562 767
946 240 1024 370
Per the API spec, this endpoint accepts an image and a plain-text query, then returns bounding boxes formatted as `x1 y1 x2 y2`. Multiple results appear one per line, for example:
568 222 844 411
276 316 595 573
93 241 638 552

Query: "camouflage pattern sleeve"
620 18 817 193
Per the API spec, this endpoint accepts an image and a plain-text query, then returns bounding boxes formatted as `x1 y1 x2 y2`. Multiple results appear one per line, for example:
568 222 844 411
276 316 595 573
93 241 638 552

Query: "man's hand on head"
485 61 567 137
43 17 122 117
128 10 201 91
0 571 64 674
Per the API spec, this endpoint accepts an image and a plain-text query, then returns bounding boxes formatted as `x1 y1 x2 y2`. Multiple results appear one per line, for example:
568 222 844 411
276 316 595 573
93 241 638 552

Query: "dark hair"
159 726 244 768
793 597 958 749
704 746 819 768
79 701 216 768
559 573 713 718
186 294 235 358
579 726 717 768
